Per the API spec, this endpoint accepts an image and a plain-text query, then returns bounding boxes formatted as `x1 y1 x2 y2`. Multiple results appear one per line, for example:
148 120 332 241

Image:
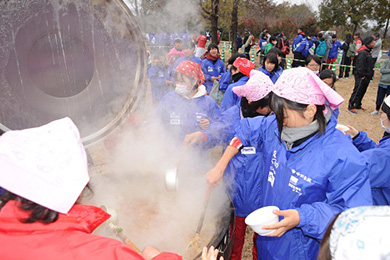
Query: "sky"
272 0 323 12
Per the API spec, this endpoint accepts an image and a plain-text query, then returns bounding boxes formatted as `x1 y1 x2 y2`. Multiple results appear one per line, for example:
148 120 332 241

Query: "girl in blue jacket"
184 70 274 260
206 67 373 260
258 53 282 83
201 43 226 93
346 95 390 206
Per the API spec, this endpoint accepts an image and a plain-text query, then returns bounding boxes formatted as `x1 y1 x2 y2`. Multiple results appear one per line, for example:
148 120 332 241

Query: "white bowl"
245 206 279 236
336 124 350 133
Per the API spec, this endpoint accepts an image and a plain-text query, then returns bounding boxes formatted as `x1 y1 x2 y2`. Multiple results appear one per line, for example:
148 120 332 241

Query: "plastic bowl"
336 124 350 133
245 206 279 236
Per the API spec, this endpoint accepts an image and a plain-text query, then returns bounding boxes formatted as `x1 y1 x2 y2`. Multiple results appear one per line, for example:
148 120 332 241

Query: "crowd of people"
1 27 390 260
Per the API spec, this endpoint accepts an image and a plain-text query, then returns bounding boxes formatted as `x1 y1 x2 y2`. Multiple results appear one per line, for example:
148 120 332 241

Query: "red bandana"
233 57 255 77
175 61 205 84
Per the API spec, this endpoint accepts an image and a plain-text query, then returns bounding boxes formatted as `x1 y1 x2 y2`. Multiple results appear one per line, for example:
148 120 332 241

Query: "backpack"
280 37 290 55
315 40 327 57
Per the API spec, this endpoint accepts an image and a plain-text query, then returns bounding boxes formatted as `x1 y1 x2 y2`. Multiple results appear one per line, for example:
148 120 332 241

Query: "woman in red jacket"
0 117 183 260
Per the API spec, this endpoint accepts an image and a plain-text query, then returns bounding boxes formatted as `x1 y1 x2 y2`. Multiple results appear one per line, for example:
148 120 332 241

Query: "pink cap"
233 70 274 101
233 57 255 77
0 117 89 214
272 67 344 110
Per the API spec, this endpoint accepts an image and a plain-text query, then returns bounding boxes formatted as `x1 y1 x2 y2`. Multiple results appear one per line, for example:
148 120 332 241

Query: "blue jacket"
234 115 372 260
353 132 390 206
258 67 282 84
219 71 232 92
156 91 221 142
220 76 249 112
201 58 226 93
203 105 265 217
292 34 304 53
148 65 171 102
328 40 342 59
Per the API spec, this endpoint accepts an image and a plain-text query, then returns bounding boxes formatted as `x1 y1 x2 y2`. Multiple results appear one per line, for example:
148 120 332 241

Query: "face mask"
314 70 320 75
175 84 191 96
380 118 390 133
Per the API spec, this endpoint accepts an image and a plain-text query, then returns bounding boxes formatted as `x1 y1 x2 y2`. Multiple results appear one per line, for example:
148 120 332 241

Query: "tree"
199 0 220 44
319 0 374 34
372 0 390 40
230 0 240 54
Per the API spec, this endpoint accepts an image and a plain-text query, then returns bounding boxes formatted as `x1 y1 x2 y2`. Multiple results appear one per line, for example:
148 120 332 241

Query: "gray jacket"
379 59 390 85
372 38 382 58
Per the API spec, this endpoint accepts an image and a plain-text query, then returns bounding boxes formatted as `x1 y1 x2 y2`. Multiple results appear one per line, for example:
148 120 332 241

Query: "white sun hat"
0 117 89 214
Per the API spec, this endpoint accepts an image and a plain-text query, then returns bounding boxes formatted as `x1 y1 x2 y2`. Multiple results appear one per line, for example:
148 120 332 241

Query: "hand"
201 246 223 260
165 80 173 85
141 246 161 260
211 76 217 82
206 166 224 188
263 209 300 237
199 119 210 130
217 75 221 80
183 131 205 147
345 124 359 138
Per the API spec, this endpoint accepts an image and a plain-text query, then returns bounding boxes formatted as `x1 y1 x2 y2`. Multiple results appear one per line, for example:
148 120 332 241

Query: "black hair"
354 32 361 37
320 69 337 84
374 32 380 38
263 53 279 73
331 34 337 39
0 191 59 224
318 213 341 260
241 94 270 118
0 185 94 224
269 36 277 43
305 55 321 66
207 43 219 52
227 53 246 65
318 33 323 38
270 93 326 140
268 47 282 57
363 36 375 46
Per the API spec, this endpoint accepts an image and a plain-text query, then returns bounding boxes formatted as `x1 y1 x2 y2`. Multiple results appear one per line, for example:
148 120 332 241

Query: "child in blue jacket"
207 68 372 260
346 95 390 205
148 51 173 103
184 70 274 260
258 53 282 83
201 43 226 93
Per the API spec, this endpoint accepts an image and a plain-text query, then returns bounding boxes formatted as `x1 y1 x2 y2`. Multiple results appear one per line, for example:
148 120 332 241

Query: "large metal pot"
0 0 147 145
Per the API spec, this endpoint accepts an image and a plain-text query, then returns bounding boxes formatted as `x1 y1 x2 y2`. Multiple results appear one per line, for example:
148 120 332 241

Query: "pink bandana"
233 57 255 77
175 61 205 84
233 70 274 101
272 67 344 110
0 118 89 214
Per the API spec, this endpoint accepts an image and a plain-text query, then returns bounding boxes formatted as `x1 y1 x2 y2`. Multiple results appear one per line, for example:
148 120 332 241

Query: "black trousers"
349 75 370 109
375 85 390 110
292 52 305 67
339 55 351 78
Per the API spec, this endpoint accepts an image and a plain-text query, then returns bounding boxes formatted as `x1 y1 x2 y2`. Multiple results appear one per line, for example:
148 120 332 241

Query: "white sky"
272 0 323 12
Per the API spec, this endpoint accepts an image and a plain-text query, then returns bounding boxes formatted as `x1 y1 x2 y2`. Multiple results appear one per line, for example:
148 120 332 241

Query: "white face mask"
175 84 191 96
314 70 320 75
380 118 390 133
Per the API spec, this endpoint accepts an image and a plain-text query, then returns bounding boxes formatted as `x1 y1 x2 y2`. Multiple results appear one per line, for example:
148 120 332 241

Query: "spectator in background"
292 28 307 67
315 33 328 69
236 32 243 52
348 36 376 113
352 32 363 75
277 32 290 69
257 32 269 66
371 51 390 115
326 34 342 69
195 31 208 58
201 43 226 94
264 36 278 56
173 40 202 69
339 33 355 79
148 50 173 103
243 29 255 60
167 38 184 66
372 32 383 67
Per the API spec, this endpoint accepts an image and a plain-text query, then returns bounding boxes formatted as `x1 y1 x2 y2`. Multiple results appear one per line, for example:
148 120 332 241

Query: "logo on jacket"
268 150 279 187
170 112 181 125
208 66 213 72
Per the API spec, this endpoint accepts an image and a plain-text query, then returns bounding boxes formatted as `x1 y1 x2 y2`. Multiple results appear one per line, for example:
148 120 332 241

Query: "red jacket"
0 202 182 260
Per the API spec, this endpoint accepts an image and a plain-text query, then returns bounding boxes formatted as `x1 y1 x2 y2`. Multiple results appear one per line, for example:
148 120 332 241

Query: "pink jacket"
0 202 182 260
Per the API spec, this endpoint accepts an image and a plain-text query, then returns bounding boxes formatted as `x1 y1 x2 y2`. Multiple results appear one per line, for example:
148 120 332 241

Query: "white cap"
0 117 89 214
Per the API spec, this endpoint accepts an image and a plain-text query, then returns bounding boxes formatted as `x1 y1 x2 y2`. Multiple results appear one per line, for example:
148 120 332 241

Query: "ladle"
101 205 141 254
187 186 212 252
164 148 187 191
